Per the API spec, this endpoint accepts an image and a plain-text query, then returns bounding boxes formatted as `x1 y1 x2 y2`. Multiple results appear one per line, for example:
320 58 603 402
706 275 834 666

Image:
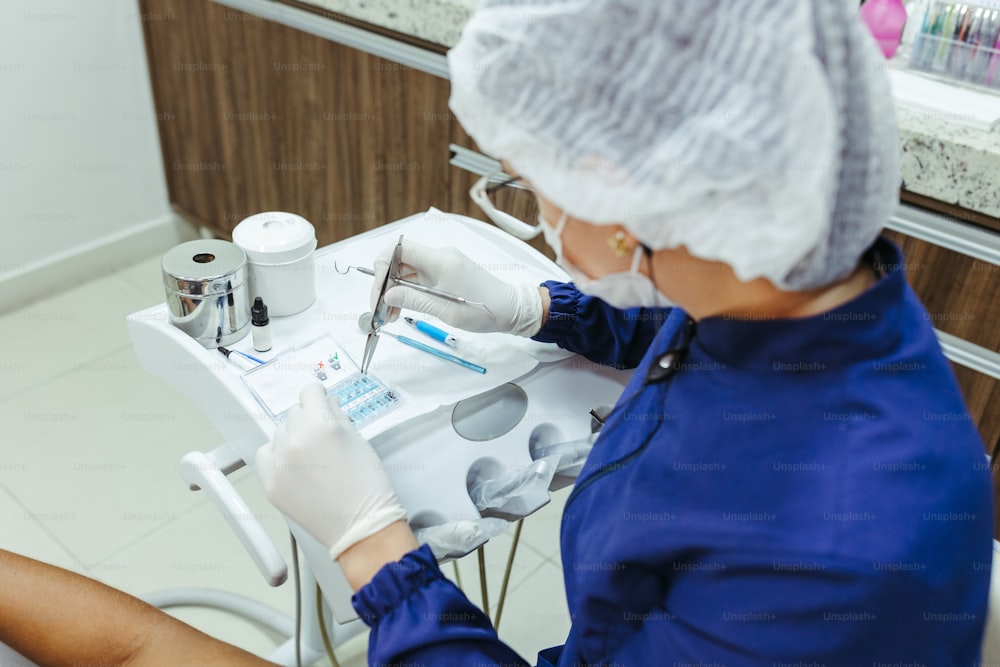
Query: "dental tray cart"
127 209 630 666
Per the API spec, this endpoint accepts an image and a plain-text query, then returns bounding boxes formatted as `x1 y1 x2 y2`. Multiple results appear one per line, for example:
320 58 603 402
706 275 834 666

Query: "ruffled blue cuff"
532 280 582 344
351 544 443 625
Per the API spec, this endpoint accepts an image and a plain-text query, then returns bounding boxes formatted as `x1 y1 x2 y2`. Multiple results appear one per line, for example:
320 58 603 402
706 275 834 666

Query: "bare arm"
538 286 551 329
0 549 273 667
337 520 419 591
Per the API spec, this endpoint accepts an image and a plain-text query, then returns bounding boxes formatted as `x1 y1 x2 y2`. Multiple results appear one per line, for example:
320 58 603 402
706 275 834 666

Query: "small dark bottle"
251 297 272 352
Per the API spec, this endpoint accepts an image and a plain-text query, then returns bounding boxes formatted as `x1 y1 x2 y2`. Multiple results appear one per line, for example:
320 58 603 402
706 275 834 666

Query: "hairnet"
448 0 901 290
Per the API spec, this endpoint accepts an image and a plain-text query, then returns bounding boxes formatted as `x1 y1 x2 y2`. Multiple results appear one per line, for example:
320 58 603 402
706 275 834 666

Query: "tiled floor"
0 254 571 666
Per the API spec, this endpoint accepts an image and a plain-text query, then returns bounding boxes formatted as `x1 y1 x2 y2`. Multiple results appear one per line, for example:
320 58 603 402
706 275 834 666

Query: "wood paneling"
882 231 1000 352
901 188 1000 235
139 0 456 245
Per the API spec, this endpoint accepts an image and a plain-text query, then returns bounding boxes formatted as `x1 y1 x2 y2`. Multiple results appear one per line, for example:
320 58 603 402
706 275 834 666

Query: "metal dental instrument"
357 315 486 374
350 266 495 319
361 235 404 374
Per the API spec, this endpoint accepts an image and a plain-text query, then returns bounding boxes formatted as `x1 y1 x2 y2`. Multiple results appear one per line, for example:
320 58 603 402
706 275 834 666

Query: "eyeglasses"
469 170 543 240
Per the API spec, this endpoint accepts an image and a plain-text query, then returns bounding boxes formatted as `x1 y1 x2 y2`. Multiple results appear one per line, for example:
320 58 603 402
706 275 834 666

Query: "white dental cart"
126 209 631 666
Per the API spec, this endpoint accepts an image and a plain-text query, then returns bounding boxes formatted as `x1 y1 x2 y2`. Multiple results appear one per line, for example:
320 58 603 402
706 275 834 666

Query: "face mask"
541 211 583 281
539 212 675 309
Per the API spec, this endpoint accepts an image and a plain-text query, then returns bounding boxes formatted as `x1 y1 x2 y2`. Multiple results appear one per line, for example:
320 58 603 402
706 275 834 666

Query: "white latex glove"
255 383 407 560
370 240 543 337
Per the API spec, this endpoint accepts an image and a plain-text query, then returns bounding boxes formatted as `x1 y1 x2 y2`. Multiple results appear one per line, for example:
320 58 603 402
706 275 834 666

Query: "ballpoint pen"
948 4 972 75
986 11 1000 86
910 6 940 69
969 8 996 82
381 330 486 374
933 5 957 72
403 316 459 347
924 3 948 70
959 8 986 80
218 346 265 370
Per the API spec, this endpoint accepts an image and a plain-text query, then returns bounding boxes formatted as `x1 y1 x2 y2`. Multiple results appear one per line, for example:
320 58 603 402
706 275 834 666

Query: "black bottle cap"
251 297 269 326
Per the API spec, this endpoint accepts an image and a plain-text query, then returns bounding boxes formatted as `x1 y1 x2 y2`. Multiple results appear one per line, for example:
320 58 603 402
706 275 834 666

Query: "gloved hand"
255 383 407 560
370 240 544 337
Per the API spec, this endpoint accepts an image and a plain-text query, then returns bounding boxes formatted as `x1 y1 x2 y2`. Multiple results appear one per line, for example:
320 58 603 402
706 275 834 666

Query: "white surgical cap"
448 0 901 290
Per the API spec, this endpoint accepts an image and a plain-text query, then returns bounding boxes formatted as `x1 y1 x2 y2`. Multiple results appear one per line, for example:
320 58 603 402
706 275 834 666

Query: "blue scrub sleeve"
532 281 670 369
352 545 531 667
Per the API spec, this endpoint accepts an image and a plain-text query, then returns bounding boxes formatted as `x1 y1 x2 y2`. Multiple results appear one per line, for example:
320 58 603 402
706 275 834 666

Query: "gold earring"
607 230 633 258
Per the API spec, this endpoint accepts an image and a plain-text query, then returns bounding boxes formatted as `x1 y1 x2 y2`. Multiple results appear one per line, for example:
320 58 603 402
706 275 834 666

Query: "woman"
257 1 993 665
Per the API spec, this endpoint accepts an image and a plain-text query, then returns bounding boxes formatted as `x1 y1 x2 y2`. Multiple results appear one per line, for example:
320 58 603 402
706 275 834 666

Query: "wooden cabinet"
141 0 451 243
139 0 549 254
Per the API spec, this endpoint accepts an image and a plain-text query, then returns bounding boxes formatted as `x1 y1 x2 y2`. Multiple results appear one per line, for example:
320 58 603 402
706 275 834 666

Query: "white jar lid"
232 212 317 265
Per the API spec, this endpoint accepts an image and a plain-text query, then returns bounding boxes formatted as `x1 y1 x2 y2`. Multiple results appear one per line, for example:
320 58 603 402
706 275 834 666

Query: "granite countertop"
300 0 475 47
301 0 1000 221
898 107 1000 219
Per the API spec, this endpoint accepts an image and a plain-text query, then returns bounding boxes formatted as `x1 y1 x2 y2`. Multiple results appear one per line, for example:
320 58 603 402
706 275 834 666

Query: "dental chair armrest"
179 451 288 587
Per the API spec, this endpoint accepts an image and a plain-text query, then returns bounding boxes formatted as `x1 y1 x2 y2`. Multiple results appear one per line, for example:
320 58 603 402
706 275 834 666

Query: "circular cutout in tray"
452 383 528 441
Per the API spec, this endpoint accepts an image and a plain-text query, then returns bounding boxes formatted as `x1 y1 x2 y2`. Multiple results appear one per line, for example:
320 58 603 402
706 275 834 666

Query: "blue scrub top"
352 237 992 667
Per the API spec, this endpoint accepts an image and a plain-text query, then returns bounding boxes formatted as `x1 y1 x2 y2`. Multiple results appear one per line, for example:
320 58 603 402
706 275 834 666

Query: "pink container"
861 0 909 59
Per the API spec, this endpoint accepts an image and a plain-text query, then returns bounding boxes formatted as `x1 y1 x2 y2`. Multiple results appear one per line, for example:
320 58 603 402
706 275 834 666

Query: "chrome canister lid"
162 240 248 295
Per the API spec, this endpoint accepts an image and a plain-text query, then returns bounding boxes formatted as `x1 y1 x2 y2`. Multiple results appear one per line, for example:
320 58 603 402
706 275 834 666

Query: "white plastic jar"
232 212 317 317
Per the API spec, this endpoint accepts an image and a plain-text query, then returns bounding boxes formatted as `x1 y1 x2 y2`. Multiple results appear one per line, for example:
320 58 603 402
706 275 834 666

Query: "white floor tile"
0 642 38 667
493 560 572 662
0 347 225 565
517 485 571 561
0 484 79 572
0 273 154 403
443 524 549 616
312 632 369 667
116 255 170 306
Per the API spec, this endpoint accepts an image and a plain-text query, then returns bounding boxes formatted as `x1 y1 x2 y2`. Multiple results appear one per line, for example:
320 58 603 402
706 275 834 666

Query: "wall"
0 0 193 313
